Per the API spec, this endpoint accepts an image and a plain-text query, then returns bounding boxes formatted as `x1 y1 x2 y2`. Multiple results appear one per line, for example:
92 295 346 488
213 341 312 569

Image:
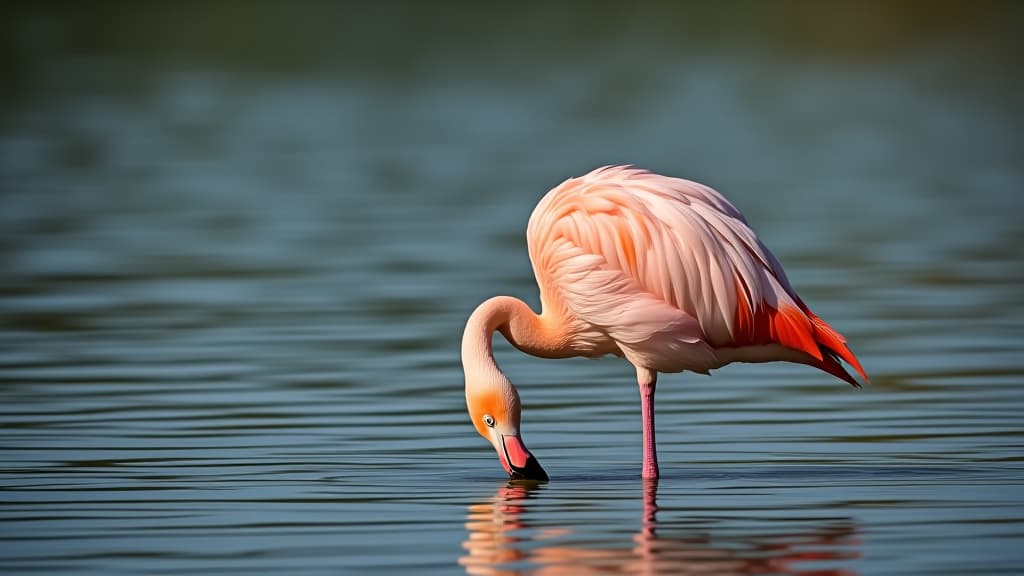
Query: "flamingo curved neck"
462 296 568 386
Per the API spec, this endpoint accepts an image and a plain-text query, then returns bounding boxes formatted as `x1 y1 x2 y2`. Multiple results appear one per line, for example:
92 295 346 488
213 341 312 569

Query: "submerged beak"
497 433 548 481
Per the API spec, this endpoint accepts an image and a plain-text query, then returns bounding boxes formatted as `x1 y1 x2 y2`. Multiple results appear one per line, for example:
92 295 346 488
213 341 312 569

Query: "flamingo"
462 166 868 480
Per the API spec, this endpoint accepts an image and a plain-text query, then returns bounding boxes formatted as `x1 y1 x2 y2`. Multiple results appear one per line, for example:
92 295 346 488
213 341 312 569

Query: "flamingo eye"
483 414 495 428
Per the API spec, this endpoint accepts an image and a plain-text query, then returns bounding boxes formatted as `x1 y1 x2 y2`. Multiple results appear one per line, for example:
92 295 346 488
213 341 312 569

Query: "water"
2 3 1023 575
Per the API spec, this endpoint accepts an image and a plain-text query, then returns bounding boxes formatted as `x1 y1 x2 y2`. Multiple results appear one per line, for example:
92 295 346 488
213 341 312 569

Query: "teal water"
2 4 1023 575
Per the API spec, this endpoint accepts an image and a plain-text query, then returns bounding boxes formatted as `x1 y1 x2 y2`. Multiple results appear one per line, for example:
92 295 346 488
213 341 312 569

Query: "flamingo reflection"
460 480 859 575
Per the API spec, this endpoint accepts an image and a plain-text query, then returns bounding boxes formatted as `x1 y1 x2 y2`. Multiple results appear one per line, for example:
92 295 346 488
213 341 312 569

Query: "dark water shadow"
459 479 860 575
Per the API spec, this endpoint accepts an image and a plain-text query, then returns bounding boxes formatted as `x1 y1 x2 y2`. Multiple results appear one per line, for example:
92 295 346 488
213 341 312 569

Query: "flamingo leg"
637 367 660 479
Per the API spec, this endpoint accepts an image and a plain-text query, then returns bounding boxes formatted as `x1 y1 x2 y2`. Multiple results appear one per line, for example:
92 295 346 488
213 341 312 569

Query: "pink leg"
637 367 660 479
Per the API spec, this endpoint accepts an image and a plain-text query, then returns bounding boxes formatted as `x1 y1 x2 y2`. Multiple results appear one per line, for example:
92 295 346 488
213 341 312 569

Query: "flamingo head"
465 377 548 481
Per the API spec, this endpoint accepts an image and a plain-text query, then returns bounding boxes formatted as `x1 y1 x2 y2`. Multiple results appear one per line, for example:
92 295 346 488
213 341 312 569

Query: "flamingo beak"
497 433 548 481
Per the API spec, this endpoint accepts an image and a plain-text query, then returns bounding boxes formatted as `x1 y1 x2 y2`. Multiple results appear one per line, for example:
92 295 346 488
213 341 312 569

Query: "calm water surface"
2 4 1023 575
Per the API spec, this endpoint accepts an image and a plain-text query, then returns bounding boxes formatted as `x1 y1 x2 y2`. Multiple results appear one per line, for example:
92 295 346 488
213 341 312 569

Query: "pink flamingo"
462 166 868 480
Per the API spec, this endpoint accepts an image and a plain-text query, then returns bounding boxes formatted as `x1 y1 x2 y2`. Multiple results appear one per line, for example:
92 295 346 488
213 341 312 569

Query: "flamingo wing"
526 166 867 386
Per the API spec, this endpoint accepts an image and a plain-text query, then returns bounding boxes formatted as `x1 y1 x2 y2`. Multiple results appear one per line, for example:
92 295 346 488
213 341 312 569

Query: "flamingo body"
462 166 868 480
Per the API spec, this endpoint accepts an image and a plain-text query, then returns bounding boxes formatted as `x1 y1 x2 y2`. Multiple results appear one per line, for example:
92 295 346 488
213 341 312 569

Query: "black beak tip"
509 455 548 482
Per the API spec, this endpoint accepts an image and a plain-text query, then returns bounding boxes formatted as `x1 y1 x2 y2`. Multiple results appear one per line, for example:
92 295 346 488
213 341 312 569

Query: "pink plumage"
526 165 867 385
